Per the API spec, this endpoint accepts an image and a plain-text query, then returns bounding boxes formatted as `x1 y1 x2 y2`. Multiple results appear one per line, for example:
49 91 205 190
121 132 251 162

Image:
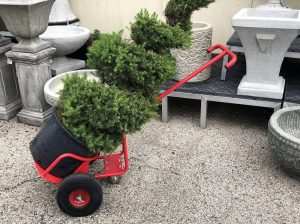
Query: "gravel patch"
0 99 299 224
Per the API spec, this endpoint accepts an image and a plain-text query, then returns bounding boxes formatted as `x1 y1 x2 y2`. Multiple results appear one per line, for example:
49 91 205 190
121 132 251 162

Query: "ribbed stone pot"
171 22 212 82
0 0 55 53
268 107 300 179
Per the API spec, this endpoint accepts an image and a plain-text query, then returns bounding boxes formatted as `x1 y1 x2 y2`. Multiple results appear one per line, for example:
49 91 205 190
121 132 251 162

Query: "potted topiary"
30 9 189 178
165 0 215 82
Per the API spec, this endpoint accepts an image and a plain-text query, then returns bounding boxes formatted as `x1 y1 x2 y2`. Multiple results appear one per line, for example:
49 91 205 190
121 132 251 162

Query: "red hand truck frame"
33 44 237 216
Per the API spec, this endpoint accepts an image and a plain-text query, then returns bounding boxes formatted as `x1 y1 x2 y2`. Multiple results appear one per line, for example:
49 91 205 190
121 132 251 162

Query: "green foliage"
91 29 101 42
131 9 191 54
58 9 190 154
58 75 158 153
165 0 215 32
87 32 177 97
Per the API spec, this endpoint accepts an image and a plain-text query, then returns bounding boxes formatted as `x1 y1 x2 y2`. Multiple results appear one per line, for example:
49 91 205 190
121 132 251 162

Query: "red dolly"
32 44 237 216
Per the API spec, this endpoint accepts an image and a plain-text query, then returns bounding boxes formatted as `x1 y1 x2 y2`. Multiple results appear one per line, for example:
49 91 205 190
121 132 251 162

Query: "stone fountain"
0 0 56 126
232 8 300 99
40 0 90 76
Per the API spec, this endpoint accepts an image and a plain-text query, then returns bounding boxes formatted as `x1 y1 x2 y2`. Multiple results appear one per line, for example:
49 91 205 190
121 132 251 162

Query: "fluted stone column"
0 36 21 120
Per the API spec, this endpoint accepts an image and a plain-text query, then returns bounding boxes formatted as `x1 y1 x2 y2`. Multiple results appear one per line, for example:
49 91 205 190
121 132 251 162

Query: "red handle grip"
207 44 237 69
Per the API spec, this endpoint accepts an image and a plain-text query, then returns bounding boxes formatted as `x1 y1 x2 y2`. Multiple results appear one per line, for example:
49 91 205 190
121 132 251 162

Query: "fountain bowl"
40 26 90 57
0 0 55 53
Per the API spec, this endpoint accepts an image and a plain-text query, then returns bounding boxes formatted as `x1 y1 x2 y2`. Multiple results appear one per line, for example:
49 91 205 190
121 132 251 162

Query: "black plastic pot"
30 111 95 178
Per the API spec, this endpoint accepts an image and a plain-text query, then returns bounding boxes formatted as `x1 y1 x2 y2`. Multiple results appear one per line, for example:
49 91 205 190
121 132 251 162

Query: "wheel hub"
69 189 91 207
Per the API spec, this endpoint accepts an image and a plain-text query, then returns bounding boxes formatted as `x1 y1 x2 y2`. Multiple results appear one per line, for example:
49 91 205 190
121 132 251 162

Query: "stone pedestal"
0 39 22 120
6 47 56 126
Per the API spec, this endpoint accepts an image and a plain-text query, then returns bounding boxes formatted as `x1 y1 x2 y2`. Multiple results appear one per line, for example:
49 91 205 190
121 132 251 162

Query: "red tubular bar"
157 44 237 101
34 134 129 184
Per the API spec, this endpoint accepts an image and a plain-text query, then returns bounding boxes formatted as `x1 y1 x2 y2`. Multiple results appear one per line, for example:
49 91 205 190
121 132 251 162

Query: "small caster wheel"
107 176 122 184
56 173 103 217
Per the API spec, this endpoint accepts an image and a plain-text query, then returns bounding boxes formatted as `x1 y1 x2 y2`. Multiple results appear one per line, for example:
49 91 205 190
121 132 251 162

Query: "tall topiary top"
165 0 215 32
58 9 190 153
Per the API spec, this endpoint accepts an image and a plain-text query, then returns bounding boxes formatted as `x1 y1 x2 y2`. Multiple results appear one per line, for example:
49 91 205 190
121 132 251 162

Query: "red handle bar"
207 44 237 69
157 44 237 101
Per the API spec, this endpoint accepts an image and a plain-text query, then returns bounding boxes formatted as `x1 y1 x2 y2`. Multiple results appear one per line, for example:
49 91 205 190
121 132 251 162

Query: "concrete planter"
232 8 300 99
0 0 55 53
268 107 300 179
171 22 212 82
44 69 99 106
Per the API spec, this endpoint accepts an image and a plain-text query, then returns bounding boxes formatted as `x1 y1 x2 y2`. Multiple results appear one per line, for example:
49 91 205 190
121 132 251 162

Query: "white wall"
69 0 300 45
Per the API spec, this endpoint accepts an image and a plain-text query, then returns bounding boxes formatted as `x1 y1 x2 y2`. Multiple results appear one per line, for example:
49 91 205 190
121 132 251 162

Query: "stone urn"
171 22 213 82
0 0 55 53
268 107 300 179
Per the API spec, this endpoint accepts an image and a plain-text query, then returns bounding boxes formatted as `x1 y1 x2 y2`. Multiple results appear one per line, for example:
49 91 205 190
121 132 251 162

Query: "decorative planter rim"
269 106 300 145
0 0 49 5
44 69 98 106
191 21 212 32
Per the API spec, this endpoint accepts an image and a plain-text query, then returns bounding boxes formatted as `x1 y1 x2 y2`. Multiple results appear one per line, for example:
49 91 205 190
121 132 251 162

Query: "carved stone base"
0 41 21 120
17 107 53 127
6 47 56 126
0 99 21 120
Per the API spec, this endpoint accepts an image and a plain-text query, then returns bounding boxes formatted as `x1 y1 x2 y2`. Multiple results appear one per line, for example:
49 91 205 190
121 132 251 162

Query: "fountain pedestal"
232 8 300 99
0 37 21 120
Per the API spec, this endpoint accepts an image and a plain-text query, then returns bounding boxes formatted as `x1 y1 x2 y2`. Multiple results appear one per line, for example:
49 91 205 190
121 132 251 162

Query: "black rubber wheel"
56 173 103 217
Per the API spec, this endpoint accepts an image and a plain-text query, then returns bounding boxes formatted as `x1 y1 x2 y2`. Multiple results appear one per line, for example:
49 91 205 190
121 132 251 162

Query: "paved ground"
0 99 299 224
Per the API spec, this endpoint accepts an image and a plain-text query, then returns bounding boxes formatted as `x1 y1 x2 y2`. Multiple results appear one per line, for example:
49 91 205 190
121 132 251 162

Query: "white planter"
232 8 300 99
171 22 212 82
44 69 99 106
